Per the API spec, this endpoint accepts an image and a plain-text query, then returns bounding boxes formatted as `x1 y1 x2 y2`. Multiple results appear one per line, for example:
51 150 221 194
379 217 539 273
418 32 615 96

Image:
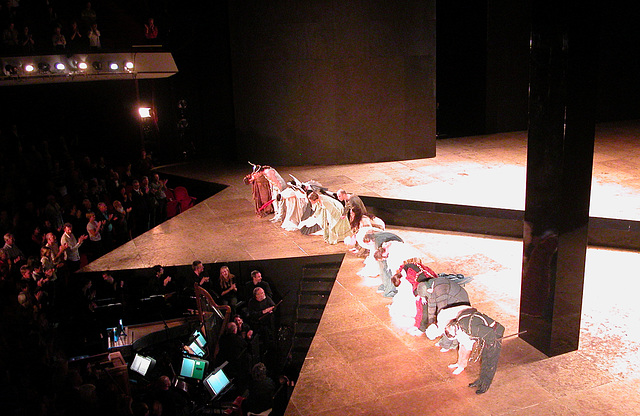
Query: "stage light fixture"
138 107 152 119
24 64 35 72
124 61 134 70
54 62 66 71
109 62 119 70
38 62 50 72
92 61 102 70
78 62 88 70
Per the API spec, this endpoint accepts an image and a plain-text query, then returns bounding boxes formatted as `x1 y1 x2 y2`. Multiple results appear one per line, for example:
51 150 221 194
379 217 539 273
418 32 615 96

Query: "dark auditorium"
1 1 640 415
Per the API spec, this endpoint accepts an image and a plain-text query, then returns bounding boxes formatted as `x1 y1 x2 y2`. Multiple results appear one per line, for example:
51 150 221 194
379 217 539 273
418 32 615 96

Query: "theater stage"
83 121 640 415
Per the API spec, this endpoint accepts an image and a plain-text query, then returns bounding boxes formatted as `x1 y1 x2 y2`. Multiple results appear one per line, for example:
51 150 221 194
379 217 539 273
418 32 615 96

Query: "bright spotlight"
55 62 66 71
78 62 88 70
25 64 35 72
124 61 134 70
109 62 119 70
138 107 152 119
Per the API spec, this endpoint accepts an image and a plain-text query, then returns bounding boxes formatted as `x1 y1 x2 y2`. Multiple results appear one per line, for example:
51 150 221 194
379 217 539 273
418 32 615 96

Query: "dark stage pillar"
519 0 597 356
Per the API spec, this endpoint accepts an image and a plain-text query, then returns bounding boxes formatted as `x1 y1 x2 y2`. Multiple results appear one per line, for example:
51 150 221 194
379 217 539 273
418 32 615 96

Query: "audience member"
2 21 19 52
80 2 97 31
181 260 210 308
60 222 88 274
52 25 66 50
217 321 251 383
245 269 273 301
2 232 24 266
146 264 177 312
85 212 104 262
112 199 132 244
88 22 100 50
149 173 168 224
241 362 276 415
68 20 83 50
149 375 188 416
96 202 114 248
95 271 124 303
215 265 238 313
19 25 35 53
44 232 65 269
130 179 150 237
144 17 158 41
247 287 276 349
44 195 65 232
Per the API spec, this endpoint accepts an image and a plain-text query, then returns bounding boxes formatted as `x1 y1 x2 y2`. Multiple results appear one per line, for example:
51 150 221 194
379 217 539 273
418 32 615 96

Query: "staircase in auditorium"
289 262 340 373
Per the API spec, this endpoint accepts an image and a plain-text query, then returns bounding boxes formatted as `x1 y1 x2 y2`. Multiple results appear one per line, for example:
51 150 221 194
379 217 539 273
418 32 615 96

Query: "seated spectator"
215 265 238 313
234 314 259 363
149 375 188 416
146 264 175 296
218 321 251 382
95 271 124 303
180 260 211 308
233 314 254 341
247 287 276 349
241 363 276 416
245 270 273 301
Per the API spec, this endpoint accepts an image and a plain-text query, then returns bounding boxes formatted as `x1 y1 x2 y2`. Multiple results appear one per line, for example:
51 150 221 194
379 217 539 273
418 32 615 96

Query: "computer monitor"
203 362 232 399
179 356 208 380
191 329 207 349
130 354 156 377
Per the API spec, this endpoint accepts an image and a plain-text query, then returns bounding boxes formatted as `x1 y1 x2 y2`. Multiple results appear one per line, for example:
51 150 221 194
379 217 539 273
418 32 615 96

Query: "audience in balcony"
18 24 34 53
0 0 168 56
67 20 83 51
87 22 100 50
52 25 66 50
2 21 18 51
144 17 158 41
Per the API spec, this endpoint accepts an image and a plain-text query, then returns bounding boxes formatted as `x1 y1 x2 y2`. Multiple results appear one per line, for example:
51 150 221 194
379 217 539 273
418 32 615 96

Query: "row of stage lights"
4 60 135 76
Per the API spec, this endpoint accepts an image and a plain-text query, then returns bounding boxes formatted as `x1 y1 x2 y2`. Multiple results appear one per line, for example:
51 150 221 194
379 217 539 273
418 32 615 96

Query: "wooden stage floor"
83 121 640 415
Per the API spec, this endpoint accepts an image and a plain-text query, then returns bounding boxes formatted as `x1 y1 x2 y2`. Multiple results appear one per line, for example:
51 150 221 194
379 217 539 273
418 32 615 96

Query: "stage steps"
289 262 340 372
